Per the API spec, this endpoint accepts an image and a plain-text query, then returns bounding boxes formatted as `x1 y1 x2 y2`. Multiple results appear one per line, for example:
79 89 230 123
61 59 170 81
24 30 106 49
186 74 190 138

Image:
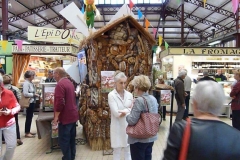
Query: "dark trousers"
162 106 166 119
183 91 190 119
25 103 35 133
130 142 154 160
232 110 240 131
58 122 76 160
15 113 20 139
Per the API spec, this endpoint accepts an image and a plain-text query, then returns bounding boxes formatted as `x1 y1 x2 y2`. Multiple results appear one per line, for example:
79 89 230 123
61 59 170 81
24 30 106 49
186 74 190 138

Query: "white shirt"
184 75 192 91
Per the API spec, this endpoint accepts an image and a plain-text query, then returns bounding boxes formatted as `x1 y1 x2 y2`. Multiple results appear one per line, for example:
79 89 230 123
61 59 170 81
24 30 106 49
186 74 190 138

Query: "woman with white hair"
0 76 21 160
163 81 240 160
108 71 133 160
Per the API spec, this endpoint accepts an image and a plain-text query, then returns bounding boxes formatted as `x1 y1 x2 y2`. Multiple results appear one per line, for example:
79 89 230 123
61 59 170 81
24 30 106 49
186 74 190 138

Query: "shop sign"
12 45 78 55
169 47 240 55
28 26 84 46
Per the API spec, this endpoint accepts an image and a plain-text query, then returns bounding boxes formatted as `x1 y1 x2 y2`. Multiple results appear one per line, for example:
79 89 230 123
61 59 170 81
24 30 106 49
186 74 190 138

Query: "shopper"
163 81 240 160
45 70 56 83
157 77 166 120
0 75 21 160
0 68 5 76
215 69 227 81
126 75 158 160
52 67 79 160
198 70 216 82
230 69 240 131
174 69 187 121
3 74 23 145
108 71 133 160
183 69 192 120
23 70 39 138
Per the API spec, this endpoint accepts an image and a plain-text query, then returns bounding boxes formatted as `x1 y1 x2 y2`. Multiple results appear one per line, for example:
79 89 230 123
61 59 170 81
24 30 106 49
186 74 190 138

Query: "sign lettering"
169 48 240 55
12 45 78 56
28 26 84 46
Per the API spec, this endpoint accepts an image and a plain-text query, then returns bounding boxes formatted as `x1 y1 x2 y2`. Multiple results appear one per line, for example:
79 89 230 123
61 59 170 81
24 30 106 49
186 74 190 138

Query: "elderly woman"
230 69 240 131
108 71 133 160
126 75 158 160
3 74 23 145
23 71 39 138
0 76 20 160
163 81 240 160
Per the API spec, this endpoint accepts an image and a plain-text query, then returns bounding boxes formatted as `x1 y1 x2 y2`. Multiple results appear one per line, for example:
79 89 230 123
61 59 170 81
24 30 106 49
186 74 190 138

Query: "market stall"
12 44 78 111
78 15 156 150
159 47 240 117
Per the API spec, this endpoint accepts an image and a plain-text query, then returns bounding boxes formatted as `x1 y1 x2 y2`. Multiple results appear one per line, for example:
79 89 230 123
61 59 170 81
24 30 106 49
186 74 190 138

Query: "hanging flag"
0 40 8 52
145 18 150 30
153 28 157 38
129 0 134 10
232 0 239 14
138 9 143 20
81 7 84 13
165 41 169 50
15 40 23 51
159 36 163 46
203 0 207 8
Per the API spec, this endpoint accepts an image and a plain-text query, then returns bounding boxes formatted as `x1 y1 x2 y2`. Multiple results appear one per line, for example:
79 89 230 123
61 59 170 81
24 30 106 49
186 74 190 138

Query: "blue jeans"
58 122 76 160
130 142 154 160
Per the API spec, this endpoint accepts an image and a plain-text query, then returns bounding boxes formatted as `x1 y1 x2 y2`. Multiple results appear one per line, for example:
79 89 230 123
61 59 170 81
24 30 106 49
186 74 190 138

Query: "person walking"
174 70 187 122
3 74 23 145
0 76 21 160
183 70 192 120
52 67 79 160
108 71 133 160
230 69 240 131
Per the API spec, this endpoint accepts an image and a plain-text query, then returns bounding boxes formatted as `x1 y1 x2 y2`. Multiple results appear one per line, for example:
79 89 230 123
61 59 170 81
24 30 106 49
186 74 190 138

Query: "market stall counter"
35 110 54 139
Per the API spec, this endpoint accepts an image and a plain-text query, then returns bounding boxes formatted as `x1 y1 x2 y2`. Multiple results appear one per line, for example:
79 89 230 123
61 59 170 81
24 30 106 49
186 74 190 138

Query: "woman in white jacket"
108 71 133 160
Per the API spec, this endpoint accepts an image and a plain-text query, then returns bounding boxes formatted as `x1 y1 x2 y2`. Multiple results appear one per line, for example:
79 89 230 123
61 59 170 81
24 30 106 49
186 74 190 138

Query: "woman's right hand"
35 94 40 97
119 112 127 117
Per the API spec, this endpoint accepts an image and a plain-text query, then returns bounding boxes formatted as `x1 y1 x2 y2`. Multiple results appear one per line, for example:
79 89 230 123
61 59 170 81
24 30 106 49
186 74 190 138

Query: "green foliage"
153 67 162 84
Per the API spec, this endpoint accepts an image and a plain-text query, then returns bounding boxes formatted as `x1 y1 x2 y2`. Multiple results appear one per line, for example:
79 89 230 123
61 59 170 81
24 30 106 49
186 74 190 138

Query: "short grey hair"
203 70 209 76
114 71 127 82
192 81 225 116
178 69 187 77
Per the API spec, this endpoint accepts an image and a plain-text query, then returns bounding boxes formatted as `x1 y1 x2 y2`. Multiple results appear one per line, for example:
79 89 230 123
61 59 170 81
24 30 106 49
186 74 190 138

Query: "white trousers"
113 145 131 160
0 123 17 160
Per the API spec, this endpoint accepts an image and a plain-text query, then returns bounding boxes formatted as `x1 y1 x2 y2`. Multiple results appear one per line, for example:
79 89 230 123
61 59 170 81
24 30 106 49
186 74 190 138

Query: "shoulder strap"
178 118 191 160
141 96 149 112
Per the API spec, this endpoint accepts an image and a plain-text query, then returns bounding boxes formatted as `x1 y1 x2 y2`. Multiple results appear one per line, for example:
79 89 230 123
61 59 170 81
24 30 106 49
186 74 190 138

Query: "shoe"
25 134 35 138
163 118 166 121
30 132 36 135
2 141 5 144
17 139 23 145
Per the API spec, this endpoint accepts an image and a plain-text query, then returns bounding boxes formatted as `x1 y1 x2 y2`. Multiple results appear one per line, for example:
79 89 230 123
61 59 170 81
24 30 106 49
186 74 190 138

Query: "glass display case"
41 83 57 112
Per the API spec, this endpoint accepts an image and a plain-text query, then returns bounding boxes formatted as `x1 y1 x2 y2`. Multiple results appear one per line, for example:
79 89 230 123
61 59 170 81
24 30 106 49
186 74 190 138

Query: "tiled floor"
4 113 231 160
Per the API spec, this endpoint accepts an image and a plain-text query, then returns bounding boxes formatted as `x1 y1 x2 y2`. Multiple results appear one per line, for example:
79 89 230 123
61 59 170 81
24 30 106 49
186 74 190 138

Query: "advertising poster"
101 71 115 93
161 90 171 106
44 87 55 108
77 50 88 83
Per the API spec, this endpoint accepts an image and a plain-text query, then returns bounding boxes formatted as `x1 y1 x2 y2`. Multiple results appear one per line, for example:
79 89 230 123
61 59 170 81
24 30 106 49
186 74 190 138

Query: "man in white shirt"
183 69 192 120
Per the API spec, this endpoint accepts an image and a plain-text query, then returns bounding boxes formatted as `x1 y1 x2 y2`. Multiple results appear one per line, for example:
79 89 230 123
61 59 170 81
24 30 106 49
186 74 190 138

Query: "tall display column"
2 0 9 40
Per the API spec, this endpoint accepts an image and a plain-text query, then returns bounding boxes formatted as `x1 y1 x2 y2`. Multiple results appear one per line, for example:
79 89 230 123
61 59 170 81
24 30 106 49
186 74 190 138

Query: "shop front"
159 47 240 117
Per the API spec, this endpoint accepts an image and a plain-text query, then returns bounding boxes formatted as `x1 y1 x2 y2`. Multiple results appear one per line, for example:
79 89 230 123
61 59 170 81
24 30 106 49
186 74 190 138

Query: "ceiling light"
208 40 221 46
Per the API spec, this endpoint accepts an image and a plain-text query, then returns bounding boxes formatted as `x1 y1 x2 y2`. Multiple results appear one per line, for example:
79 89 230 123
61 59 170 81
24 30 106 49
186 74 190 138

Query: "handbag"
19 92 30 108
178 118 191 160
126 96 160 139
